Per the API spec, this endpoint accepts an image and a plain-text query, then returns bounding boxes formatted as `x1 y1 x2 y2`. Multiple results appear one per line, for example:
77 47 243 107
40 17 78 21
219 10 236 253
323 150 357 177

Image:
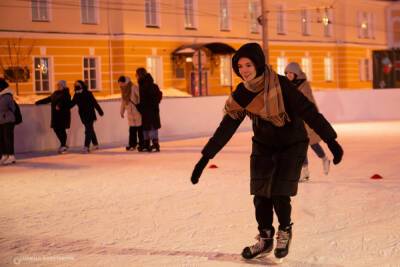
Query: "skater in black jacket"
190 43 343 260
71 80 104 153
35 80 71 153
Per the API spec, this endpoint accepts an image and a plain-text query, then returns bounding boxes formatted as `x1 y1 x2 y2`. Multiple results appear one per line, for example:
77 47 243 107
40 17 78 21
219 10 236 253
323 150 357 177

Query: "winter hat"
232 43 265 79
58 80 67 89
0 78 9 90
285 62 307 80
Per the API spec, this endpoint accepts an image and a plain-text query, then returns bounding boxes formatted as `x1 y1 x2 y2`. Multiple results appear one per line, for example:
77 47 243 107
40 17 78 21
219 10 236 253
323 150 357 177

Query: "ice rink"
1 121 400 267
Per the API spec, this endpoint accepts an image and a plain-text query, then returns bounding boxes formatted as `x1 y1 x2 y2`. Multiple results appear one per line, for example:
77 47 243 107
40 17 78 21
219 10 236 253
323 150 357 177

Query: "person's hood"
285 62 307 80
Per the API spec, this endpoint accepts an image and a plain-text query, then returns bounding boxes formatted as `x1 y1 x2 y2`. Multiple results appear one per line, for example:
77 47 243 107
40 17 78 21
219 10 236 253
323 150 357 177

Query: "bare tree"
0 38 34 95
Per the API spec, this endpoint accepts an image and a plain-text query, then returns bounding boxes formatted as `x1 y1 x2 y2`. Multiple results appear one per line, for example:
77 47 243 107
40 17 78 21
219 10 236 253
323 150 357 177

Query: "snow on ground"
0 121 400 267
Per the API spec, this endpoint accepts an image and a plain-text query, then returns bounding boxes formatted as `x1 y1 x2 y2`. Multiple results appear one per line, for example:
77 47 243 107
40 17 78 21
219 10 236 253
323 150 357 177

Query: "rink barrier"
14 88 400 153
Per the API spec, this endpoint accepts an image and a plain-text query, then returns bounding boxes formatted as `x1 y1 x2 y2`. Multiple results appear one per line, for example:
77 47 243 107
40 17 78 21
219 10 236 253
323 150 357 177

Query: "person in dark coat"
35 80 71 153
0 78 16 165
190 43 344 260
135 68 162 152
71 80 104 153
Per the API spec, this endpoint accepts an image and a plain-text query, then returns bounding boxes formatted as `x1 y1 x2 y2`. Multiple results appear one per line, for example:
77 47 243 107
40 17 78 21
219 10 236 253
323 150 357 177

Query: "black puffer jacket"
201 76 337 197
35 88 71 129
137 74 162 130
71 89 103 124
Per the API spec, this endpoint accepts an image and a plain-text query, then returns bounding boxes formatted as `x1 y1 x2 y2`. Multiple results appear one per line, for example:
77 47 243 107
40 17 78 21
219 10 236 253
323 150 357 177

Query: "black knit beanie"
232 43 265 79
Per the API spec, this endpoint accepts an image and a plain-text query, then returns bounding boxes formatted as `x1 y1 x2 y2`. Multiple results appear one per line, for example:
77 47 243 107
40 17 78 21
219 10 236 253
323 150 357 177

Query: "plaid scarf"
224 65 290 127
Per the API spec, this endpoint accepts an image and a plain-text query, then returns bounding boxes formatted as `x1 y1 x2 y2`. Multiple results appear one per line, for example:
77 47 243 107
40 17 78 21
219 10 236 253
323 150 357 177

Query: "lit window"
323 8 333 37
146 56 163 87
220 55 232 86
184 0 196 29
324 57 334 81
277 56 287 75
301 57 312 81
34 57 51 92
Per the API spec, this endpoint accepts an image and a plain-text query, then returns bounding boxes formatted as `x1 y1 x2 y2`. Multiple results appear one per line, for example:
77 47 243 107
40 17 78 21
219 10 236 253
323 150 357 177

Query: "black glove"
327 139 343 165
191 156 209 184
99 110 104 116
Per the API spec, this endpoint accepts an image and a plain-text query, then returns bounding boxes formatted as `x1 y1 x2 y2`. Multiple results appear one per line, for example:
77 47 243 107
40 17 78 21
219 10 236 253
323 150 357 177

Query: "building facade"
0 0 393 97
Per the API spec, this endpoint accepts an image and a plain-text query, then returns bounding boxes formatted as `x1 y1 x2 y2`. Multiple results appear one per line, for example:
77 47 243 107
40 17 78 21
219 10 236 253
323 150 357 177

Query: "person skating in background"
135 68 162 152
0 78 16 165
35 80 72 154
71 80 104 153
190 43 343 260
285 62 331 182
118 75 144 151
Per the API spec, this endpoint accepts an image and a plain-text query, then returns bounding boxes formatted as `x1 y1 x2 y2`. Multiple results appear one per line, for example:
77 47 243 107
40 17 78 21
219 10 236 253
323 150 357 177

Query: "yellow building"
0 0 393 98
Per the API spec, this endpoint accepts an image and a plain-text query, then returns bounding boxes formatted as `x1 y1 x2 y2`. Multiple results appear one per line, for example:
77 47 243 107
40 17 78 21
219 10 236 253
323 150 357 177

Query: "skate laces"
276 230 290 249
249 238 266 254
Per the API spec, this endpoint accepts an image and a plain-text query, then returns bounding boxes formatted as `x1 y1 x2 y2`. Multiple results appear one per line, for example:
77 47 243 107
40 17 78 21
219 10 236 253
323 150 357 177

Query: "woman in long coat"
35 80 71 153
190 43 343 260
135 68 162 152
285 62 330 181
118 75 144 151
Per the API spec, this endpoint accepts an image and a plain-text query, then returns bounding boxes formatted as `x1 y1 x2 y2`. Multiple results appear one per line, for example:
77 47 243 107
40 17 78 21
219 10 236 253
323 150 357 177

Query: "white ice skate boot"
322 157 330 175
2 155 16 165
274 224 292 259
58 146 68 154
0 155 8 165
299 165 310 182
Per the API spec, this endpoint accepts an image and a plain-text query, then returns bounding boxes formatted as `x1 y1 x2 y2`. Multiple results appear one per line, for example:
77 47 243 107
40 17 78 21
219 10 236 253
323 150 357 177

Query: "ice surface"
1 121 400 266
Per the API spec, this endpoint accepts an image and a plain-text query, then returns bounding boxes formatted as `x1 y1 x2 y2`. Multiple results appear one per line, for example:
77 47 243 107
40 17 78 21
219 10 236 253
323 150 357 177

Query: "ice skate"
126 145 136 151
2 155 16 165
242 229 274 259
82 146 90 153
274 224 292 259
322 157 330 175
58 146 68 154
92 145 99 150
299 166 310 182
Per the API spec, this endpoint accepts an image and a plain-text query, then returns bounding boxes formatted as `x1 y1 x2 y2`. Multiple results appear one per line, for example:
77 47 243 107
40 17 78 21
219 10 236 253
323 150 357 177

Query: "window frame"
184 0 197 29
80 0 99 25
145 0 160 28
83 56 102 91
33 56 52 93
31 0 51 22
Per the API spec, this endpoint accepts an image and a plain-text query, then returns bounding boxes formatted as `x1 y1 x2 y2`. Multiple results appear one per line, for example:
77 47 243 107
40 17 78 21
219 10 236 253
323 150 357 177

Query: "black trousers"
254 195 292 232
0 123 15 155
84 122 98 147
53 128 67 147
129 126 144 147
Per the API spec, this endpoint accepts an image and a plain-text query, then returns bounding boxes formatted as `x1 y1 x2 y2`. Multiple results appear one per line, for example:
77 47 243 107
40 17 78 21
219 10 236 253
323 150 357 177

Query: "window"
358 11 374 39
323 8 333 37
34 57 51 92
83 57 100 90
146 56 163 87
301 57 312 81
184 0 196 29
220 0 230 31
145 0 159 27
32 0 50 21
277 56 287 75
301 8 311 36
249 0 260 34
220 55 232 86
276 4 286 35
324 57 334 81
81 0 98 24
359 59 372 81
